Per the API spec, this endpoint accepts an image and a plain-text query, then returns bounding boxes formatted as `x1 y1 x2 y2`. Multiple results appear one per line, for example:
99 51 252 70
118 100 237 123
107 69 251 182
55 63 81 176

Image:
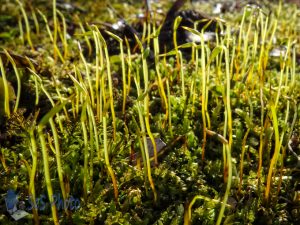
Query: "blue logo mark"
5 189 18 214
27 193 80 211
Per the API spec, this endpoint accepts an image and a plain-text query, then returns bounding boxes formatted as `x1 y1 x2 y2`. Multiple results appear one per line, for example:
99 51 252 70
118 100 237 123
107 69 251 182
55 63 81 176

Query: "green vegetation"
0 0 299 224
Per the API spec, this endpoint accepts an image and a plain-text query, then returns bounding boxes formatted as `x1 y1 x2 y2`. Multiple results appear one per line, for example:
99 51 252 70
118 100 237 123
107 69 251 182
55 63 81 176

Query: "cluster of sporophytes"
0 0 299 224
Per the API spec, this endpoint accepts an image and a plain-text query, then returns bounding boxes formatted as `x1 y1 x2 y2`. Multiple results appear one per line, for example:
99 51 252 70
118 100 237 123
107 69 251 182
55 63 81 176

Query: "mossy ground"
0 0 300 224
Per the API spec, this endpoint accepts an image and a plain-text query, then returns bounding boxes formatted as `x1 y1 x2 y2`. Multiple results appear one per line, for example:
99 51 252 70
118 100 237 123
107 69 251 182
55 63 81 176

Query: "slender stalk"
87 103 99 165
237 7 247 54
57 10 68 58
257 11 268 184
238 90 253 193
16 0 34 50
18 16 24 44
37 10 64 62
238 128 250 194
265 104 280 202
133 55 157 201
153 30 168 128
53 0 58 61
226 47 233 152
25 56 40 106
53 79 70 121
87 108 94 187
31 7 39 35
105 31 127 114
200 31 207 160
125 38 132 97
38 124 59 225
166 78 173 137
91 27 102 119
275 39 291 108
173 16 182 68
216 144 232 225
179 51 185 98
103 116 119 202
216 45 233 225
3 50 21 113
81 104 89 203
78 18 92 57
136 100 157 201
29 69 65 134
0 56 10 117
97 31 117 140
276 100 290 196
191 45 199 115
28 129 39 224
138 35 158 166
240 9 253 79
92 26 105 122
49 118 67 212
78 42 94 109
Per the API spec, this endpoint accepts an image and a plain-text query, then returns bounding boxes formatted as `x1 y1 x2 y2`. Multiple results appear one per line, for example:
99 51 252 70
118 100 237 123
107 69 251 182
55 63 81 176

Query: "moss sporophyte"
0 0 300 224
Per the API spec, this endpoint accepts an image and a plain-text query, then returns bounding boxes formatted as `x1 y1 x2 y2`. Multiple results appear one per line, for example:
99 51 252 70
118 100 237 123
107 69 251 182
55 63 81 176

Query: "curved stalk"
38 124 59 225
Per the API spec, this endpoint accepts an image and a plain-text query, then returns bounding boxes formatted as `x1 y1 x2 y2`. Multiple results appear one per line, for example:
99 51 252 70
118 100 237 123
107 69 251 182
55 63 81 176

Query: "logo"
27 193 81 211
4 189 80 220
5 189 29 221
5 189 18 214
